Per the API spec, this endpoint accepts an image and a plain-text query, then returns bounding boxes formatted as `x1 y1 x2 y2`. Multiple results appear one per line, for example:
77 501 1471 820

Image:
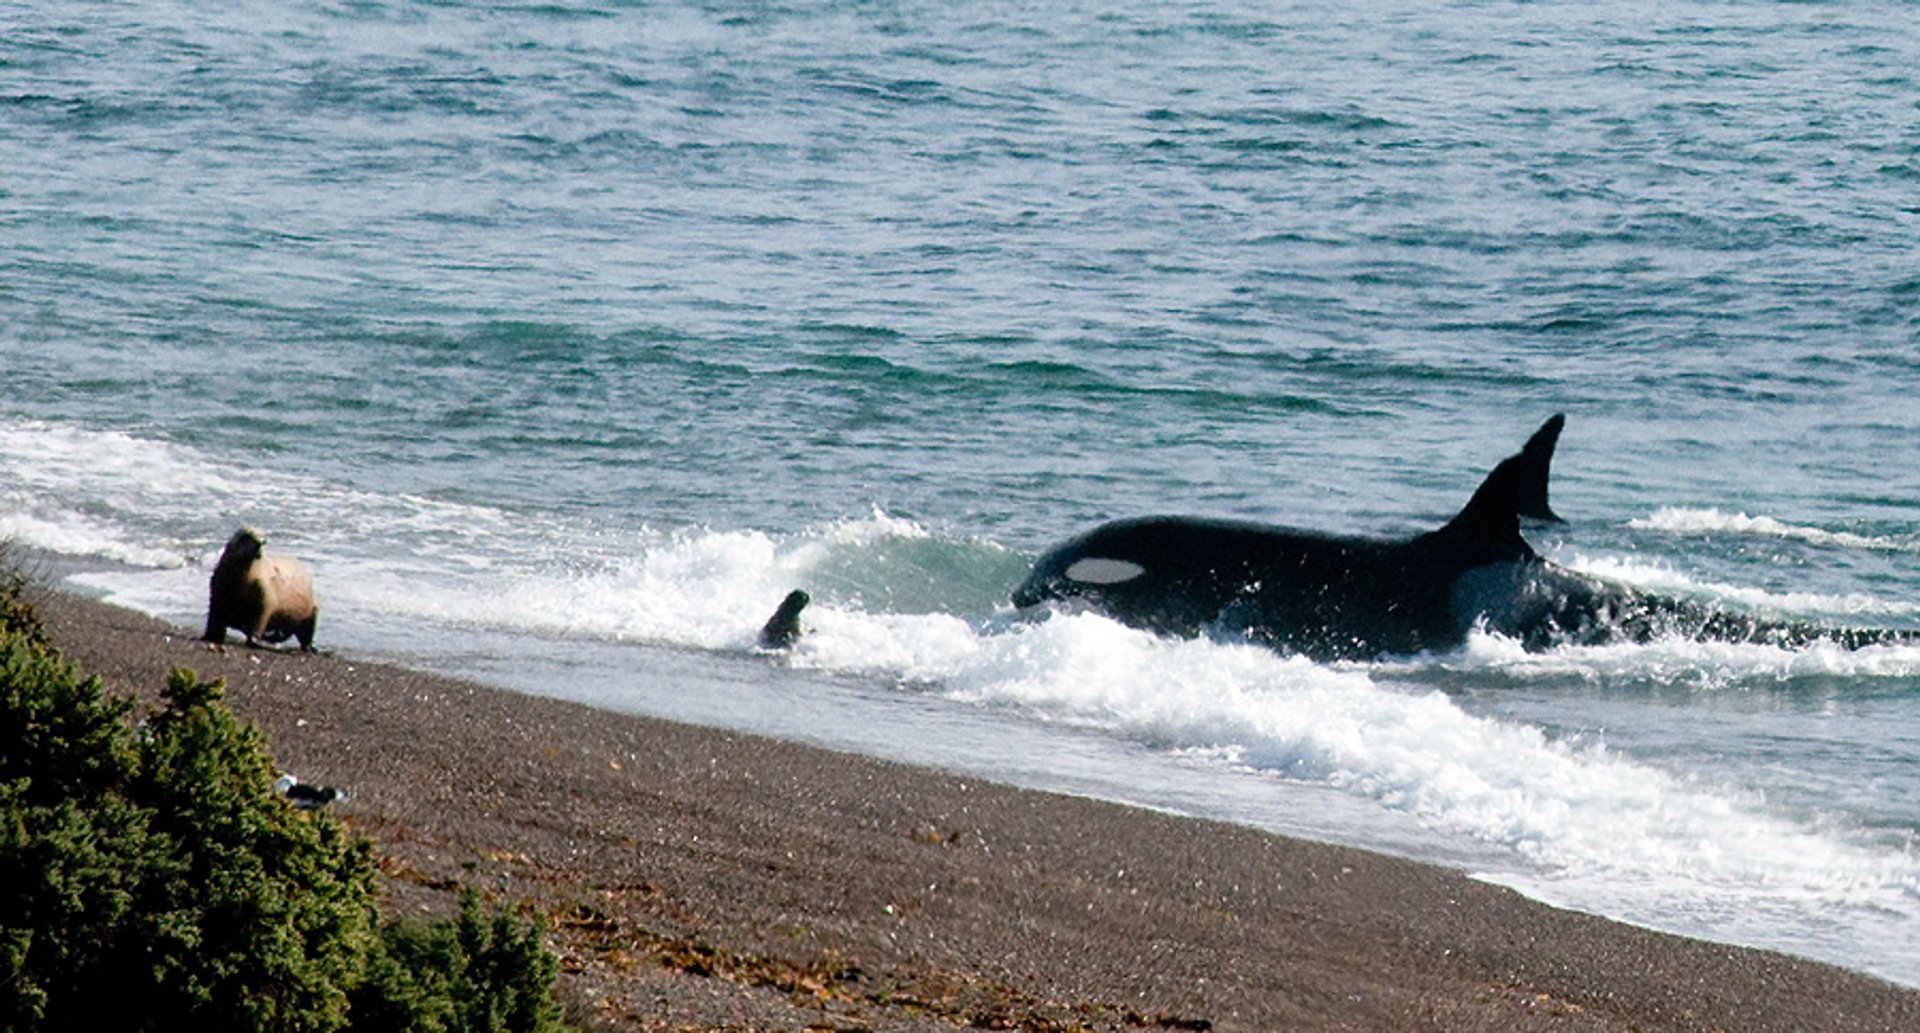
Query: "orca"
1513 412 1564 524
1012 416 1911 660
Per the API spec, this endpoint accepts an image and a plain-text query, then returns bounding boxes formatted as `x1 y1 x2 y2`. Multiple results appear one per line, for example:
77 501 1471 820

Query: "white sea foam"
805 613 1920 985
0 419 542 569
1441 626 1920 685
0 510 190 569
328 526 795 649
785 611 1920 900
0 421 256 503
1563 552 1920 621
1633 506 1918 553
0 418 961 652
8 416 1920 983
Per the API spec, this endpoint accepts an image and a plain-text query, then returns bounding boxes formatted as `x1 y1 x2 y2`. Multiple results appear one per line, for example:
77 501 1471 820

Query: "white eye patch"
1064 557 1146 585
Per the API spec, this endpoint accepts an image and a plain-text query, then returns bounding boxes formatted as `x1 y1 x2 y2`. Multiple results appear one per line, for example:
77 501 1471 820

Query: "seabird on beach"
274 773 342 809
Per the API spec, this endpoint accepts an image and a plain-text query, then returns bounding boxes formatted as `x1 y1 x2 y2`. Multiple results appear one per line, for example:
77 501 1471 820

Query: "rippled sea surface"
6 0 1920 985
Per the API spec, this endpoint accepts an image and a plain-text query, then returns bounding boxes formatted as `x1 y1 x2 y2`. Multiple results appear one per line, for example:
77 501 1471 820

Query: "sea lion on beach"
203 528 318 651
758 589 810 649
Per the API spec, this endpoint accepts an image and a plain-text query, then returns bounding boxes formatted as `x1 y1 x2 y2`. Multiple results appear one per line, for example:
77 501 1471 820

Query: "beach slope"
30 587 1919 1032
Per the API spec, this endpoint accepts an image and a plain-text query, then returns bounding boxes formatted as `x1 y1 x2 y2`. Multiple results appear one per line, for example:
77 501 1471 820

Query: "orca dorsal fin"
1432 449 1537 558
1515 413 1566 523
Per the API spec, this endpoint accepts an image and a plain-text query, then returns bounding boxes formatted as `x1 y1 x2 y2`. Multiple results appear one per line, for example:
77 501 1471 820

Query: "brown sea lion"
203 528 318 651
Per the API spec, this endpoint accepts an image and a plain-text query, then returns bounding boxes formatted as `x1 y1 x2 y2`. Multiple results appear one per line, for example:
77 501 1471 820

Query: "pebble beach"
31 586 1920 1032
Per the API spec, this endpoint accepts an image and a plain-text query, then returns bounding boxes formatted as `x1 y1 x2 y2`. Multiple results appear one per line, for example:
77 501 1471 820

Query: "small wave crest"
0 510 190 569
1437 627 1920 688
1632 506 1920 553
317 510 1026 654
1561 552 1920 622
783 610 1920 904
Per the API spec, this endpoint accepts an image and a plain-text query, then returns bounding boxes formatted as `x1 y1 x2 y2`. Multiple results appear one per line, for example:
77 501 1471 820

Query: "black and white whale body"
1012 417 1911 660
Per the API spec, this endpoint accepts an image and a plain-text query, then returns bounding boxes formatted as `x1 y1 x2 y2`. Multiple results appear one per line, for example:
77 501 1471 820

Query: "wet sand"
30 586 1920 1031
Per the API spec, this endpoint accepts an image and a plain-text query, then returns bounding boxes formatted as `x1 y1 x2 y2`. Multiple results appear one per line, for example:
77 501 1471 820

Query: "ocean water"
7 0 1920 986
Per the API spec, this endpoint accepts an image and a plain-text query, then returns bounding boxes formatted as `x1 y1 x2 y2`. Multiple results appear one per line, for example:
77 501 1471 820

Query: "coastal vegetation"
0 545 571 1032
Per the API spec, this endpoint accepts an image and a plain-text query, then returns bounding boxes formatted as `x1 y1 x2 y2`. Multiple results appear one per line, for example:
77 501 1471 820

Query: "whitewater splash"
5 417 1920 983
798 614 1920 888
1559 551 1920 640
0 418 995 639
1635 506 1920 554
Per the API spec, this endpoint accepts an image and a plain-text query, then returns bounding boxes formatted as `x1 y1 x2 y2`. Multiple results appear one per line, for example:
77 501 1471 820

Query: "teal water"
7 0 1920 985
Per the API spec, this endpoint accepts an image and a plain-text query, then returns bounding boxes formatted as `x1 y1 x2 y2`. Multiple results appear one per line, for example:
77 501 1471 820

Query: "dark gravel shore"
30 586 1920 1032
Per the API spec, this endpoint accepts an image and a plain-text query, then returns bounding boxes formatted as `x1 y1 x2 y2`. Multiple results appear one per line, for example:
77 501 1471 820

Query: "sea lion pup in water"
203 528 318 651
757 589 810 649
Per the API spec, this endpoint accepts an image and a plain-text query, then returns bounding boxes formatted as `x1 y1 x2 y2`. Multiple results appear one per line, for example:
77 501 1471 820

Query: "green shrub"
1 650 380 1032
351 891 568 1033
0 541 45 648
0 622 572 1032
